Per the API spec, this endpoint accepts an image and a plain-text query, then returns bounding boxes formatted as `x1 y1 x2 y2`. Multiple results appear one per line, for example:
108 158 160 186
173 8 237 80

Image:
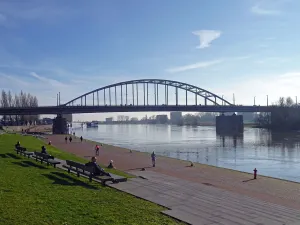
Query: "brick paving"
47 134 300 222
110 171 300 225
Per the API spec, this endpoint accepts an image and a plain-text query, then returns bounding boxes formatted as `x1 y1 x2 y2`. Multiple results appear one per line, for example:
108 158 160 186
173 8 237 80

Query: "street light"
233 93 235 105
254 96 256 106
267 95 268 106
296 96 298 106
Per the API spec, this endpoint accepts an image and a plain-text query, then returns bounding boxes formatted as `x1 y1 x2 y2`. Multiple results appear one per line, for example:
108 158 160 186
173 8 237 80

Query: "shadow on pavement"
126 166 153 171
242 178 256 183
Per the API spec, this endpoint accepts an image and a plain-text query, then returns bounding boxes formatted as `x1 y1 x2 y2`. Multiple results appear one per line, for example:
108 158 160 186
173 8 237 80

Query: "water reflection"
73 124 300 182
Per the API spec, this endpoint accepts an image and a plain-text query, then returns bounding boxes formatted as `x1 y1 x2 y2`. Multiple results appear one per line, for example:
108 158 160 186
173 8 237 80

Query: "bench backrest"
16 147 26 152
66 160 94 173
66 160 86 170
34 151 51 159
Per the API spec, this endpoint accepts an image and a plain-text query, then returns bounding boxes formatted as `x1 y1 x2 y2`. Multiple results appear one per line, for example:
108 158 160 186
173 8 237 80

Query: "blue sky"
1 0 300 120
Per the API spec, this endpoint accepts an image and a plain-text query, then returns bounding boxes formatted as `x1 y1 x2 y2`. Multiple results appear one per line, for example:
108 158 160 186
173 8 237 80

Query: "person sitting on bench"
41 146 48 154
85 157 111 177
41 146 54 159
15 141 21 148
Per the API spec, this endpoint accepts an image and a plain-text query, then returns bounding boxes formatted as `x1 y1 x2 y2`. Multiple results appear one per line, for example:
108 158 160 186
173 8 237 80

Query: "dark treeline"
255 96 298 130
110 112 256 126
0 90 39 125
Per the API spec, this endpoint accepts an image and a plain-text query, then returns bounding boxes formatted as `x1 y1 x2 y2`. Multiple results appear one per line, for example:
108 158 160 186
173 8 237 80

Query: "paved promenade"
110 170 300 225
47 134 300 224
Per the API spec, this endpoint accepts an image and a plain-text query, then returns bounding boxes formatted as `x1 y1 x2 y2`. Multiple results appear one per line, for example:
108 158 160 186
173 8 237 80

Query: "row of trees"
0 90 39 125
255 96 299 129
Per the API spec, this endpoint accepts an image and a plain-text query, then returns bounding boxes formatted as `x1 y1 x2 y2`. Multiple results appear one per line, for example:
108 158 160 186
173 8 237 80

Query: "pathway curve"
47 135 300 212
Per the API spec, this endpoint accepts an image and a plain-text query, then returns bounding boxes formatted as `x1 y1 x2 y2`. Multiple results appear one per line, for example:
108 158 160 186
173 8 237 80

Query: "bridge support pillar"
216 114 243 135
52 114 68 134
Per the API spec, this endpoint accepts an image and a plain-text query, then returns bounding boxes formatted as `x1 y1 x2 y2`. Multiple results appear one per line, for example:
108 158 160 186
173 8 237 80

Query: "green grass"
13 134 133 178
0 134 185 225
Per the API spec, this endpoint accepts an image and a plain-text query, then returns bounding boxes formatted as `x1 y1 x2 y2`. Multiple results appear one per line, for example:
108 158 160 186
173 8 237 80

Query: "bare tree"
1 90 8 121
285 96 294 107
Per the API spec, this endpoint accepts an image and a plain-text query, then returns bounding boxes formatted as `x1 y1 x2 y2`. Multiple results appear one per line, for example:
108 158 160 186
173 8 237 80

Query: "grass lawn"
13 134 132 178
0 133 185 225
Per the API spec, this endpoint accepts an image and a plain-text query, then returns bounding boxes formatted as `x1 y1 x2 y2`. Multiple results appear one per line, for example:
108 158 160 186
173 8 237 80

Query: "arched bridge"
64 79 233 107
0 79 277 115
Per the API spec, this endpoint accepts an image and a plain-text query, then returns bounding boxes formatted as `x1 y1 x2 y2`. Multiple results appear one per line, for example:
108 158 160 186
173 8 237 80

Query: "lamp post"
296 96 298 106
267 95 268 106
254 96 256 106
233 93 235 105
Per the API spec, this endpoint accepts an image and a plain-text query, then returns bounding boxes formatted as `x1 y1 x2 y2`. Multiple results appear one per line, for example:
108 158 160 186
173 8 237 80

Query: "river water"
71 124 300 183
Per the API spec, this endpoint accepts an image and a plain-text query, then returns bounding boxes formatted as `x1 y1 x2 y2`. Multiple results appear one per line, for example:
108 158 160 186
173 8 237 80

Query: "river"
71 124 300 183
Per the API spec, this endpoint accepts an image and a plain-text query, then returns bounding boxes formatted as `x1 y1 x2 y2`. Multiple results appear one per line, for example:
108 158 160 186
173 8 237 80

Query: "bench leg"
68 168 70 173
89 175 92 182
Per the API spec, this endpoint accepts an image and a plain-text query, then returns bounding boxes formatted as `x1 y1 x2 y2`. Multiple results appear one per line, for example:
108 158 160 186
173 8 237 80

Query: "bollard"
253 168 257 179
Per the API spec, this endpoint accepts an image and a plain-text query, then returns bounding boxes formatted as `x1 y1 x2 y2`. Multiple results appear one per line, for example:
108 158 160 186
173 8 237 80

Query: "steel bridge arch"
63 79 233 106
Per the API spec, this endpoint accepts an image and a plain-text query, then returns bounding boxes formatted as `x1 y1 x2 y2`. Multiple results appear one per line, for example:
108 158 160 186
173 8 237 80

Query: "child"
107 160 115 169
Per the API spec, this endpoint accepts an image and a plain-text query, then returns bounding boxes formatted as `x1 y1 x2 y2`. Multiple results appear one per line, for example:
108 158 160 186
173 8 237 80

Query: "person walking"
95 145 100 156
151 151 156 167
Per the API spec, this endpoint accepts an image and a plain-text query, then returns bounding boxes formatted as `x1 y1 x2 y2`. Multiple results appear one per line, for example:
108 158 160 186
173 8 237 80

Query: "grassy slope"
0 134 184 225
15 134 132 178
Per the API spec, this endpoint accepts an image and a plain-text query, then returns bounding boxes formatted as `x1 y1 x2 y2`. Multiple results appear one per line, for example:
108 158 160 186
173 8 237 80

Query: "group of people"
64 136 84 143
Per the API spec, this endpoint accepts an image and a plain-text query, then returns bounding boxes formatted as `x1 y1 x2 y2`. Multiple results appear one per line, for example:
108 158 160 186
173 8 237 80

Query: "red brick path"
48 134 300 211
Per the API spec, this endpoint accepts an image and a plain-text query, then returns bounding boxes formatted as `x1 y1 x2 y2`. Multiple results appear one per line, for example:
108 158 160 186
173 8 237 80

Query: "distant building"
62 114 72 123
156 114 168 124
105 117 113 123
170 112 182 124
41 118 53 125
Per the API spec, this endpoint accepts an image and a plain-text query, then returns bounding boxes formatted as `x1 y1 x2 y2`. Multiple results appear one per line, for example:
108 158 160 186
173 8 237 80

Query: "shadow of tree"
12 160 47 169
6 153 22 159
42 172 98 190
0 154 8 158
12 162 30 168
22 161 47 169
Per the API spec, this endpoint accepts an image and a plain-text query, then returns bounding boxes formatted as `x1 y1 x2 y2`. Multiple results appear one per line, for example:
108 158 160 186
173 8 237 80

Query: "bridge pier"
52 114 68 134
216 114 244 135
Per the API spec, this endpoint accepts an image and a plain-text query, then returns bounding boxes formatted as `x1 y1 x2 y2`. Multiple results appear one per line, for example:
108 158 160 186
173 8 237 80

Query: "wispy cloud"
251 4 281 15
192 30 222 49
250 0 288 16
166 60 223 73
0 73 30 87
30 72 67 88
255 57 289 64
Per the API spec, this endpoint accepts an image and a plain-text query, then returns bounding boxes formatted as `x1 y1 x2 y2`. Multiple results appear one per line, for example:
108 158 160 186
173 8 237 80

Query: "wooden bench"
32 151 61 168
15 146 34 158
63 160 114 185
